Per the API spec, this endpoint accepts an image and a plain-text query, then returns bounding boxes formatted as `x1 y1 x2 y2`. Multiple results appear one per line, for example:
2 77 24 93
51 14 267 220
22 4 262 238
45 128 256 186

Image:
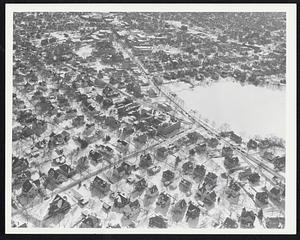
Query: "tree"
175 156 181 168
257 208 263 221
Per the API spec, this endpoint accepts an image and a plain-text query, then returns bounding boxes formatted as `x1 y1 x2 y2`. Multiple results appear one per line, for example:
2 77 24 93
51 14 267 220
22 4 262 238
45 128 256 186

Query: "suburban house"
91 176 111 194
230 133 242 144
179 179 193 193
12 156 29 174
156 146 168 159
186 131 203 144
203 172 218 190
116 139 129 153
207 138 219 148
255 191 269 205
186 202 200 221
21 179 40 198
144 185 159 199
222 146 233 158
83 123 96 136
46 194 71 218
127 199 141 218
239 208 256 228
89 150 104 165
193 165 206 182
196 184 217 207
223 217 238 228
156 192 171 209
13 170 31 187
112 162 132 180
157 119 181 136
80 215 101 228
72 115 85 127
224 156 240 169
195 143 207 154
139 153 153 168
76 156 89 172
46 168 68 186
265 217 285 229
173 199 187 216
148 215 168 228
32 119 47 137
161 170 175 186
57 164 76 178
182 161 194 175
268 187 281 202
48 131 70 148
113 193 130 209
247 139 258 149
273 156 285 171
225 180 241 202
134 178 148 193
238 168 252 181
248 172 260 184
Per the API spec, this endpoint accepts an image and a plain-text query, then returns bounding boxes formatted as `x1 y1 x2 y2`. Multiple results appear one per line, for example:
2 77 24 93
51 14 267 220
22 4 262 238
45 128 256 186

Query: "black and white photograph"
5 4 297 234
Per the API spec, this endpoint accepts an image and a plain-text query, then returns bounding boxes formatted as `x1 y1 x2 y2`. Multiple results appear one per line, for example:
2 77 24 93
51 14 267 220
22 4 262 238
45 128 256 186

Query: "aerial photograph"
11 11 286 230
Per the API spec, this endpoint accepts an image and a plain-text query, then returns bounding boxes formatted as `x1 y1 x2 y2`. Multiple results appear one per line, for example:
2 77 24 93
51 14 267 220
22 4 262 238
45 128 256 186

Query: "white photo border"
5 3 297 234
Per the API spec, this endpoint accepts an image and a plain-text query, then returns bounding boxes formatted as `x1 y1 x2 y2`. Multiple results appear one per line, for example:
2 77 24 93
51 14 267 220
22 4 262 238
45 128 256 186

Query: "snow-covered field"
75 45 94 59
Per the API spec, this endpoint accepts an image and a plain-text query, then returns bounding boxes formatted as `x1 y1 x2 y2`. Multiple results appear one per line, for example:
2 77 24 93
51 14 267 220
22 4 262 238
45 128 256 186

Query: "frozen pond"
169 80 286 140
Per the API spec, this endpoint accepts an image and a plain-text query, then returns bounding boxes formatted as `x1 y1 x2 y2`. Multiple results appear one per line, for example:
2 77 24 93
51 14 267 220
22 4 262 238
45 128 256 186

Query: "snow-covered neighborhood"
11 11 286 230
